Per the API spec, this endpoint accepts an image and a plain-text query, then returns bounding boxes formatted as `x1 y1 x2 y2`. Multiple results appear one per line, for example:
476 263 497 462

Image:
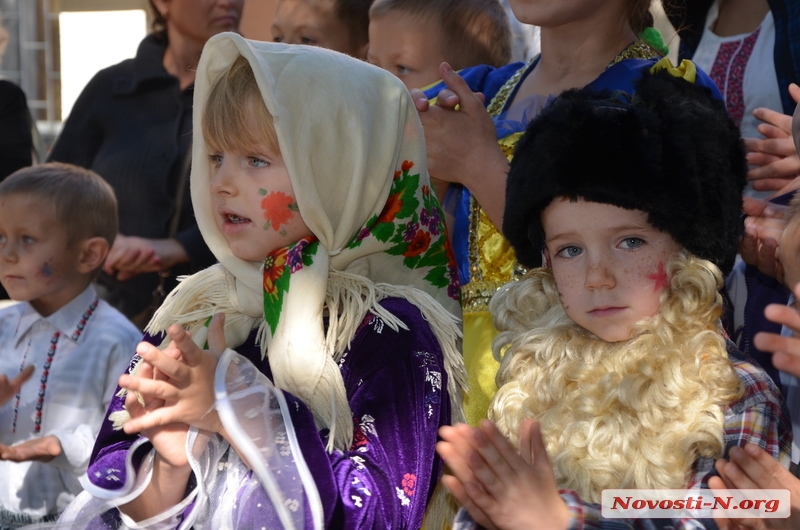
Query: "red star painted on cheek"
647 262 669 293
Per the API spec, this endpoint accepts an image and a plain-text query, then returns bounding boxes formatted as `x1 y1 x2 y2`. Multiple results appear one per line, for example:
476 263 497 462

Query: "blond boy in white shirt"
0 163 140 529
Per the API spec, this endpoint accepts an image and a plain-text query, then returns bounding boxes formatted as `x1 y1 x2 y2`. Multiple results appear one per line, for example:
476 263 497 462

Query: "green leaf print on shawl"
348 160 458 300
263 237 319 335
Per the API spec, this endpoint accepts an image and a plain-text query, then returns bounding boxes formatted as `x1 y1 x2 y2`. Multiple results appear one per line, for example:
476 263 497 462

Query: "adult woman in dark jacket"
48 0 243 324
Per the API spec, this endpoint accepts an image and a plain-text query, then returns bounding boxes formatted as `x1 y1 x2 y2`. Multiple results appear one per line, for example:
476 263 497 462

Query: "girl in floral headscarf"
52 33 465 530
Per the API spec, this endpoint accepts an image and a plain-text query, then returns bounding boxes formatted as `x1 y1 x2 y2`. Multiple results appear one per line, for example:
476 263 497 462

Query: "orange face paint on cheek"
259 188 298 231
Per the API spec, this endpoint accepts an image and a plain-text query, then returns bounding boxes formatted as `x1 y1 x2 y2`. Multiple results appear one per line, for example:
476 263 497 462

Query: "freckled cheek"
552 268 579 308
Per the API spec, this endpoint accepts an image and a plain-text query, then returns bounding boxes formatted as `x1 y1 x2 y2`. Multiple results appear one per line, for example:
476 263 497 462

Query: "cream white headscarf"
144 33 465 451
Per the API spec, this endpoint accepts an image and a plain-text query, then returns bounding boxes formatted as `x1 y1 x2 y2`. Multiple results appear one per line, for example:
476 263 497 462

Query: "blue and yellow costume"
425 42 723 425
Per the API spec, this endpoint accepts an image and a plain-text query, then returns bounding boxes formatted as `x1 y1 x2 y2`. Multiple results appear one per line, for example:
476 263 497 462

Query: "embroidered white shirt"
692 0 782 199
0 285 140 517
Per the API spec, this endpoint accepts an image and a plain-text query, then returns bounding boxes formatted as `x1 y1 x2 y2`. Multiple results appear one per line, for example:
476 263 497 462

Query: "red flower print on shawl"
377 192 403 224
263 247 288 296
403 229 431 258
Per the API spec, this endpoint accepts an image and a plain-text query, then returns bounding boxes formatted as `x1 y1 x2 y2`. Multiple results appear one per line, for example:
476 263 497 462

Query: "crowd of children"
2 0 800 528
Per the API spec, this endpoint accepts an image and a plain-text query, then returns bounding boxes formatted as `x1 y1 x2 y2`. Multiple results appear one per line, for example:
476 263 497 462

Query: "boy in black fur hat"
436 69 792 530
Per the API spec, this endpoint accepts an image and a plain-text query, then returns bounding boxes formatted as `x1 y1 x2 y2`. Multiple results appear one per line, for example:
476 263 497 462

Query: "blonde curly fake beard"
488 253 743 503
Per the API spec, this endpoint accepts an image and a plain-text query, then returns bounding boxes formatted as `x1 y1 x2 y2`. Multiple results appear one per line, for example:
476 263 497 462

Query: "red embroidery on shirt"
708 28 761 128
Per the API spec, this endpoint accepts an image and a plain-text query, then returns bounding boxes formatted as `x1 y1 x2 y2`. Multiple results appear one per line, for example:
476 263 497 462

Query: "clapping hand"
437 419 570 530
119 314 228 468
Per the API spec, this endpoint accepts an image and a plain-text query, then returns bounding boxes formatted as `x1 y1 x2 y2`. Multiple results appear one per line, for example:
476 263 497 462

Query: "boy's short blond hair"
369 0 511 69
0 162 118 247
202 55 279 156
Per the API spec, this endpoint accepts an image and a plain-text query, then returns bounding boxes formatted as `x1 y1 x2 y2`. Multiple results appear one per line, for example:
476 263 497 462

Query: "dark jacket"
0 80 33 180
48 33 216 317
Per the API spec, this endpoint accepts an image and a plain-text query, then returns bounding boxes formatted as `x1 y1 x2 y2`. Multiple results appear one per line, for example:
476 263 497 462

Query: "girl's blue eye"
22 236 35 245
620 237 644 250
208 154 223 167
249 157 269 168
557 246 582 258
397 65 412 76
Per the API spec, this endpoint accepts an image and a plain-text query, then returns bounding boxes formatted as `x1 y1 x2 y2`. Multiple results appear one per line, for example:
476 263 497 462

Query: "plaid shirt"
562 345 791 530
453 345 792 530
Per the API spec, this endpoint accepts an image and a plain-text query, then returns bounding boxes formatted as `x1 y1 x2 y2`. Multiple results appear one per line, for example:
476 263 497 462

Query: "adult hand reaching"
104 234 189 281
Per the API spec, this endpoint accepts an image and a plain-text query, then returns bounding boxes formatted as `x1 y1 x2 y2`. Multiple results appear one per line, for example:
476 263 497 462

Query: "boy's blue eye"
249 157 269 168
208 154 223 167
557 246 582 258
300 36 316 45
22 236 35 245
396 65 412 76
620 237 644 250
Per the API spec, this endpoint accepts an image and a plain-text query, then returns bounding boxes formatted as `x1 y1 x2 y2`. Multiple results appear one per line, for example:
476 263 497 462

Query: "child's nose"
584 261 615 290
0 242 17 263
210 163 236 196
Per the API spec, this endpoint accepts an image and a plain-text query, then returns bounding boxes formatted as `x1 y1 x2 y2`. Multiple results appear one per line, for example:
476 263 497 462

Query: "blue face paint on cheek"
40 262 53 279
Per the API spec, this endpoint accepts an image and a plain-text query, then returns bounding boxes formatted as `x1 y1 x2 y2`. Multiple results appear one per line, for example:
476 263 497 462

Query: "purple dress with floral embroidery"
80 297 450 529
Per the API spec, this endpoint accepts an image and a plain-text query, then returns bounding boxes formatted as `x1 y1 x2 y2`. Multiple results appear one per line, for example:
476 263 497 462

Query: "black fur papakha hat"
503 69 746 276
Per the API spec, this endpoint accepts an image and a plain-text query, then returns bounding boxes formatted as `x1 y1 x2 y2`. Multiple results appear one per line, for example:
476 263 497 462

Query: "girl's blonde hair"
489 252 743 502
202 55 280 156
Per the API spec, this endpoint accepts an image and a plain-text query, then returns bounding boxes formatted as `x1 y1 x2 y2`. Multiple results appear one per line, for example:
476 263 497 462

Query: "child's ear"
77 237 110 274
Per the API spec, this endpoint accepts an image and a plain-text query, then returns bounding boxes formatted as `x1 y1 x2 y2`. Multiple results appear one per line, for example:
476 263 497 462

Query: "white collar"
14 285 98 347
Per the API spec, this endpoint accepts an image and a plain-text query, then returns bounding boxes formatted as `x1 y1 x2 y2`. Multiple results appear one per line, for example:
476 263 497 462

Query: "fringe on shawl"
324 269 466 427
110 266 466 448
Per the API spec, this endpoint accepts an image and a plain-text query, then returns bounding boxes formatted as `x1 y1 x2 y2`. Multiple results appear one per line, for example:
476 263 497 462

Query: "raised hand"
437 419 570 530
410 62 508 230
117 319 227 523
753 283 800 377
0 435 62 462
0 365 35 406
122 342 190 469
745 84 800 195
119 314 227 438
739 196 790 281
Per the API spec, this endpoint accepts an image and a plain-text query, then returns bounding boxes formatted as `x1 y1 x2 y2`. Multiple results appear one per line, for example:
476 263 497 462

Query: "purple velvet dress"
69 297 450 529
